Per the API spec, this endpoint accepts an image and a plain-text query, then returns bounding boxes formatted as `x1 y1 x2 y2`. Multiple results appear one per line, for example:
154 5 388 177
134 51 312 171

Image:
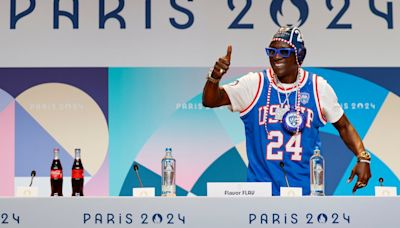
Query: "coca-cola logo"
72 169 84 179
50 170 63 179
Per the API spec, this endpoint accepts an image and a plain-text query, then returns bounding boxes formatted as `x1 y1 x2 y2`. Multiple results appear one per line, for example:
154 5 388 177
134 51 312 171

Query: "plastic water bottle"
310 147 325 196
161 148 176 197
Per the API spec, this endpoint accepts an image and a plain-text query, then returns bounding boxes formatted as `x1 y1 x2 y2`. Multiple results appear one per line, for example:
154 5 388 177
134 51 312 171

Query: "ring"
219 69 225 74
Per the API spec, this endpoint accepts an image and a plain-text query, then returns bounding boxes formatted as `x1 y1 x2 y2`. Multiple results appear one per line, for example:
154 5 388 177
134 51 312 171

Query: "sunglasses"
265 47 295 58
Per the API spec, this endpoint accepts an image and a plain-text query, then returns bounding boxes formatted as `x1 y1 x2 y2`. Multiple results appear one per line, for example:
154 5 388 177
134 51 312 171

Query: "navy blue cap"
272 26 307 66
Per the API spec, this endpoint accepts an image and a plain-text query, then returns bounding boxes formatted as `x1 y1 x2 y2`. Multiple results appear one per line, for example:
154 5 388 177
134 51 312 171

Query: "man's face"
269 41 298 80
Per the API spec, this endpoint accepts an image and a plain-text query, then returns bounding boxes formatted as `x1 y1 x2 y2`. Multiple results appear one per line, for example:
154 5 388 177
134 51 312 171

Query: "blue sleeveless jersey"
240 68 326 195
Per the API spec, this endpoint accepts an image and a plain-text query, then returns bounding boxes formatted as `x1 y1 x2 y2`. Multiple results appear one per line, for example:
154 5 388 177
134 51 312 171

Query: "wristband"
358 159 371 164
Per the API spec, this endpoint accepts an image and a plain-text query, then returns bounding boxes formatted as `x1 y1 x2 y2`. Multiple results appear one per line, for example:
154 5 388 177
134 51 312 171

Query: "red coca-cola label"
50 170 63 179
72 169 84 179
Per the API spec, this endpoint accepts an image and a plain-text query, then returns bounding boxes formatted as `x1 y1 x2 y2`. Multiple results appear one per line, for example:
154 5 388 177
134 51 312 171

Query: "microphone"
133 164 143 187
29 170 36 187
279 162 290 187
379 177 384 187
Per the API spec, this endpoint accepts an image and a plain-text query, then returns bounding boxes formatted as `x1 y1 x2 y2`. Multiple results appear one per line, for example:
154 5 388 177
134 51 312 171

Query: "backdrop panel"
108 67 400 196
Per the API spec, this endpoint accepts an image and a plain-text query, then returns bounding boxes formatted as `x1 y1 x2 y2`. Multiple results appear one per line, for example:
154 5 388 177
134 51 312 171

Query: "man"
202 26 371 195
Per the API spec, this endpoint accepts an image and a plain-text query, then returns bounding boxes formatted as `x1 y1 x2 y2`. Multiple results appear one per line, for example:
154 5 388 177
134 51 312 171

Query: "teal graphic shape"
334 152 400 195
191 147 247 196
304 68 388 138
109 67 209 195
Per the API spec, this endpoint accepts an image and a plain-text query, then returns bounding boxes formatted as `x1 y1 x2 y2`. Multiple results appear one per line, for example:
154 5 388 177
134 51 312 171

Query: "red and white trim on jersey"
240 72 264 117
266 68 308 93
313 74 327 125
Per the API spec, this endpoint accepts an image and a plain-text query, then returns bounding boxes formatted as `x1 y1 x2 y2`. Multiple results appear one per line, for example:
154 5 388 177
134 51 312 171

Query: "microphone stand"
29 170 36 187
133 164 143 187
280 162 290 187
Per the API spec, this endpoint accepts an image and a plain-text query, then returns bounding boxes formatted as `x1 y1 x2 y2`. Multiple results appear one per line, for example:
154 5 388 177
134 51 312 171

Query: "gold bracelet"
357 151 371 161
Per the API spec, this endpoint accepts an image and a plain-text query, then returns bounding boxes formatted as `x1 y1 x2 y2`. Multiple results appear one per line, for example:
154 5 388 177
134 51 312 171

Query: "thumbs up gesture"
211 45 232 79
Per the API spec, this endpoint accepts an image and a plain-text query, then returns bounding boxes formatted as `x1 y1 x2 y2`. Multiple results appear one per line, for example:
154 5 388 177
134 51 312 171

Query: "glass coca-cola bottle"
71 148 84 196
50 148 63 196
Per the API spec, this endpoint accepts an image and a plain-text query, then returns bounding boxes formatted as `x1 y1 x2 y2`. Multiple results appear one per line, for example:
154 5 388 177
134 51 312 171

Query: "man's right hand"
211 45 232 79
203 45 233 108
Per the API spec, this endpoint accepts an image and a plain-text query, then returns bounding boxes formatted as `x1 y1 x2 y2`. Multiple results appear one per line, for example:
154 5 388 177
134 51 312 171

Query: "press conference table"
0 196 399 228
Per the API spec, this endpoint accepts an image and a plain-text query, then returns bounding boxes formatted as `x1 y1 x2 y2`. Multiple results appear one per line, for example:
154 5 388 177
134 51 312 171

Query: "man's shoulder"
224 71 264 92
240 71 264 79
232 71 264 85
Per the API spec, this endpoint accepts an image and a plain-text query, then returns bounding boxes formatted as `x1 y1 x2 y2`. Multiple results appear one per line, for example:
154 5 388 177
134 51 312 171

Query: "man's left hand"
347 162 372 193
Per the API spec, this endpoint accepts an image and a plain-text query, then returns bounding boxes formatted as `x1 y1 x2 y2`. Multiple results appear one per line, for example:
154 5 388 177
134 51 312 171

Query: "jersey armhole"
239 72 264 117
313 74 328 125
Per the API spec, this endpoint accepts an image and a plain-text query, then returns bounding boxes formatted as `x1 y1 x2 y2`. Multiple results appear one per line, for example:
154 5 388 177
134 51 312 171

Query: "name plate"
132 187 155 197
207 182 272 197
280 187 303 197
15 187 39 197
375 186 397 197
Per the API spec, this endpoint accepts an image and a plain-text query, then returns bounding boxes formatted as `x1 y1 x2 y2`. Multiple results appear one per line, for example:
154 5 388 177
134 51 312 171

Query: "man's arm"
333 114 372 192
202 46 232 108
333 114 364 155
202 80 231 108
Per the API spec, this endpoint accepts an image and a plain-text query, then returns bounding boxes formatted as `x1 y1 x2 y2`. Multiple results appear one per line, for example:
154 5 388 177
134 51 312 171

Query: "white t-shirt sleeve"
222 72 261 112
317 77 344 123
